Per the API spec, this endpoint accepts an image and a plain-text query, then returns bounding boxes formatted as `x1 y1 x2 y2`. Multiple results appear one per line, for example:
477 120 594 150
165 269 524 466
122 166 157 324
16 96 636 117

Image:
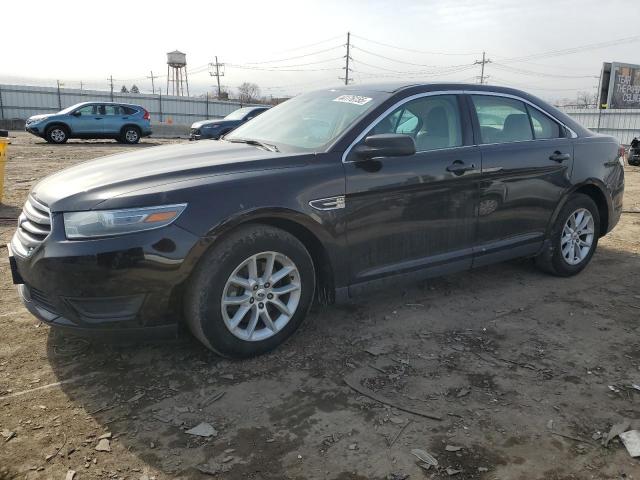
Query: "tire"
45 125 69 144
536 193 600 276
120 126 141 144
184 224 316 358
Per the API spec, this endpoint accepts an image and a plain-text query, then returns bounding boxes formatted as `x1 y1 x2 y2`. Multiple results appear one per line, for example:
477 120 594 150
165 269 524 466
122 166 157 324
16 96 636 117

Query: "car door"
68 104 104 135
102 105 127 135
468 93 574 266
343 93 481 292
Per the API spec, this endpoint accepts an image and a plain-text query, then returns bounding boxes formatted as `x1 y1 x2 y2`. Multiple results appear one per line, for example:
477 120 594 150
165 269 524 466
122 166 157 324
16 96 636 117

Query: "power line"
269 34 344 54
240 45 344 65
227 64 342 72
351 33 479 56
352 45 461 67
491 63 599 79
499 34 640 63
228 57 343 70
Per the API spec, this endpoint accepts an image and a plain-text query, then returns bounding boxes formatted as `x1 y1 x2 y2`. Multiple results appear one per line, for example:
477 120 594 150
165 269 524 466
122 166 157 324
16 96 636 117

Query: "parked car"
190 106 270 140
9 83 624 358
25 102 152 144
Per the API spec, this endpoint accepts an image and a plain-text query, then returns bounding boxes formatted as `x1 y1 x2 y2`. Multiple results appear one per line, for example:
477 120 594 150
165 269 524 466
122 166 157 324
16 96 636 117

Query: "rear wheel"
536 193 600 276
45 126 68 144
184 225 315 358
120 126 141 144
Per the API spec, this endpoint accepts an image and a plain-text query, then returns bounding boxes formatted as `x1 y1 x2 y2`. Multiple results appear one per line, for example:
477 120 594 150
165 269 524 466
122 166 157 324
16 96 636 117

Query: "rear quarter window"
122 106 138 115
527 105 562 139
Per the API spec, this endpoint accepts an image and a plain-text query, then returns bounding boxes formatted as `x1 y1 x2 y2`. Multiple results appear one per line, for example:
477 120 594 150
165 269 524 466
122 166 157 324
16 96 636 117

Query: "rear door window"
471 95 533 144
104 105 122 115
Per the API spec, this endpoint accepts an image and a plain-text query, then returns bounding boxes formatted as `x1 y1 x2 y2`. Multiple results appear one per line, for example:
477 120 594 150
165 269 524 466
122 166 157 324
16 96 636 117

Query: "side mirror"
353 134 416 160
71 111 81 117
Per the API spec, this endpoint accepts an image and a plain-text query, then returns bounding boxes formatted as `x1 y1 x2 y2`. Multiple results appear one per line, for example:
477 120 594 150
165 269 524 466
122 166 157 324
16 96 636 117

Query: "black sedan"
190 106 270 140
9 83 624 358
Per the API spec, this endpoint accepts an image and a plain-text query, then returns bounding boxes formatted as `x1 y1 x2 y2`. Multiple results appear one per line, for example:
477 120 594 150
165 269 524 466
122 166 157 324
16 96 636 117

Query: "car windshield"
225 89 390 152
58 103 87 114
224 107 260 121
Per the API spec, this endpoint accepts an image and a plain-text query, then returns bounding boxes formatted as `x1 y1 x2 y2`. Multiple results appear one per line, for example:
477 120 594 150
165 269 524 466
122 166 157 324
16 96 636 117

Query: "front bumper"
9 219 202 334
25 124 43 136
190 128 221 141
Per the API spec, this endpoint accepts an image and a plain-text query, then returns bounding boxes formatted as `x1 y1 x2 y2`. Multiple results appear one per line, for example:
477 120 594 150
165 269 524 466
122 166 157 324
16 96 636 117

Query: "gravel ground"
0 131 639 480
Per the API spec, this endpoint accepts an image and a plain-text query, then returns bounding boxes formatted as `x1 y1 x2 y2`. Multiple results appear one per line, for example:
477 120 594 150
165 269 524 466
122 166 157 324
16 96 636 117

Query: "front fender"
178 206 348 294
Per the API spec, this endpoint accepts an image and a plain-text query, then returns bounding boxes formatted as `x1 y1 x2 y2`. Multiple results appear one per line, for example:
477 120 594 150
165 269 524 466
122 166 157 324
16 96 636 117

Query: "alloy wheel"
561 208 594 265
125 129 139 143
51 128 66 142
221 251 302 341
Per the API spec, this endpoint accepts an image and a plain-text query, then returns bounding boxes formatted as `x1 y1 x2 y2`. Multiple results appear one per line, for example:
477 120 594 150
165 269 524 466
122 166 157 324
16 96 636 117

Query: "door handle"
446 160 476 175
94 117 104 120
549 151 571 162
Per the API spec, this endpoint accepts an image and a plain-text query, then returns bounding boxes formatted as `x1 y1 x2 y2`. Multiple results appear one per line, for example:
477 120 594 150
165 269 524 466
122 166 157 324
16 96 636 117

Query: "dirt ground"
0 131 639 480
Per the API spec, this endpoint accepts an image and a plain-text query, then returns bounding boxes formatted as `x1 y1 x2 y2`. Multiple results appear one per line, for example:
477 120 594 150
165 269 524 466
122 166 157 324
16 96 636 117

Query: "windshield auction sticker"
333 95 373 106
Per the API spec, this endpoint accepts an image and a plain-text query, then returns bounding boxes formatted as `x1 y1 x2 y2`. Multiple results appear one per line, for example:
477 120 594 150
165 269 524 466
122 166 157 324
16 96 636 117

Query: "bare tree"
237 82 260 103
576 91 597 108
120 85 129 93
130 84 140 94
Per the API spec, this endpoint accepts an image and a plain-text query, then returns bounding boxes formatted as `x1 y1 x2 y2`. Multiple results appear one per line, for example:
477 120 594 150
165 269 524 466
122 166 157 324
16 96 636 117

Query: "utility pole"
340 32 353 85
56 80 63 109
474 52 491 84
209 57 224 99
107 75 114 101
79 81 84 92
147 70 158 95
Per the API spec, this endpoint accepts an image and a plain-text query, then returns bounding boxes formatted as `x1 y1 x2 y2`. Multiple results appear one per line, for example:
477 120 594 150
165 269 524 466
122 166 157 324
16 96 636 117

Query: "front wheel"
536 193 600 276
45 126 68 144
184 225 315 358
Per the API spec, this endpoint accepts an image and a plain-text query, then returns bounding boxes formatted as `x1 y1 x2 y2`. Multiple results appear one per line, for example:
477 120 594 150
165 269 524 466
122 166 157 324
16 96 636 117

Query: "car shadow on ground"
42 245 640 479
32 140 164 147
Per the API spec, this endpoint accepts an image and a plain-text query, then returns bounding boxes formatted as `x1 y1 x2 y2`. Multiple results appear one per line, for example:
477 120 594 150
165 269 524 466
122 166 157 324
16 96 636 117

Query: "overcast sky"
3 0 640 101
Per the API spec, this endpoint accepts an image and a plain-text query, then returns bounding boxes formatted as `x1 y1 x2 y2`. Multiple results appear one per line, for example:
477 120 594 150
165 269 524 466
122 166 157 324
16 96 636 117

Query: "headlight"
63 204 187 239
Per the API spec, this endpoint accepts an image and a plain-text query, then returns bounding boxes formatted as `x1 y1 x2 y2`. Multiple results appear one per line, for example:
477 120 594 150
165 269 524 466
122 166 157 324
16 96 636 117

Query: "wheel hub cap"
221 251 302 342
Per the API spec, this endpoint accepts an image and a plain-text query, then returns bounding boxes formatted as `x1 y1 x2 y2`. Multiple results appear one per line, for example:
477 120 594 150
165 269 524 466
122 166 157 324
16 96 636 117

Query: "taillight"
143 109 150 121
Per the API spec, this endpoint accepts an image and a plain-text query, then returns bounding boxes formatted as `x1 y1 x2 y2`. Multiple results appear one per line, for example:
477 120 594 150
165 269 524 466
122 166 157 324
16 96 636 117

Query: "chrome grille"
15 195 51 256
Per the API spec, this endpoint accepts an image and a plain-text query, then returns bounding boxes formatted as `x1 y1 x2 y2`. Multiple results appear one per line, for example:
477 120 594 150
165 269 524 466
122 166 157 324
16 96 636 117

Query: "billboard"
599 62 640 109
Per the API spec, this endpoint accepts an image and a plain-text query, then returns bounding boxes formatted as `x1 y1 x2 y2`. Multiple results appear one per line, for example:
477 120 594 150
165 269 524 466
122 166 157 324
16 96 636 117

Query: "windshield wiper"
227 138 279 152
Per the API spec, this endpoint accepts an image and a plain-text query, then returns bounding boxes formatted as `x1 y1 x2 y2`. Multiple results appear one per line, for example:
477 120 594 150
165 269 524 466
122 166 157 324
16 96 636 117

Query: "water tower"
166 50 189 96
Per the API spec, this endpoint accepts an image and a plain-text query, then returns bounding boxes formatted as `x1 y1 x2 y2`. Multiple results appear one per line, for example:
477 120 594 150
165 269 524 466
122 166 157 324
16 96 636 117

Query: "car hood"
191 119 238 129
32 140 306 212
27 113 55 123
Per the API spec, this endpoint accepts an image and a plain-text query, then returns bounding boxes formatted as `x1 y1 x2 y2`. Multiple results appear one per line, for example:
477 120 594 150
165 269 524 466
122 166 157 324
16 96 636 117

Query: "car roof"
71 101 143 108
328 81 537 96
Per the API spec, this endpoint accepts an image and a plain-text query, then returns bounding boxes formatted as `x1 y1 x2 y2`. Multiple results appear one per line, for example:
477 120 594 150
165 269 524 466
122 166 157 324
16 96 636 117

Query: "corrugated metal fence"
0 84 260 126
558 107 640 145
3 84 640 143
